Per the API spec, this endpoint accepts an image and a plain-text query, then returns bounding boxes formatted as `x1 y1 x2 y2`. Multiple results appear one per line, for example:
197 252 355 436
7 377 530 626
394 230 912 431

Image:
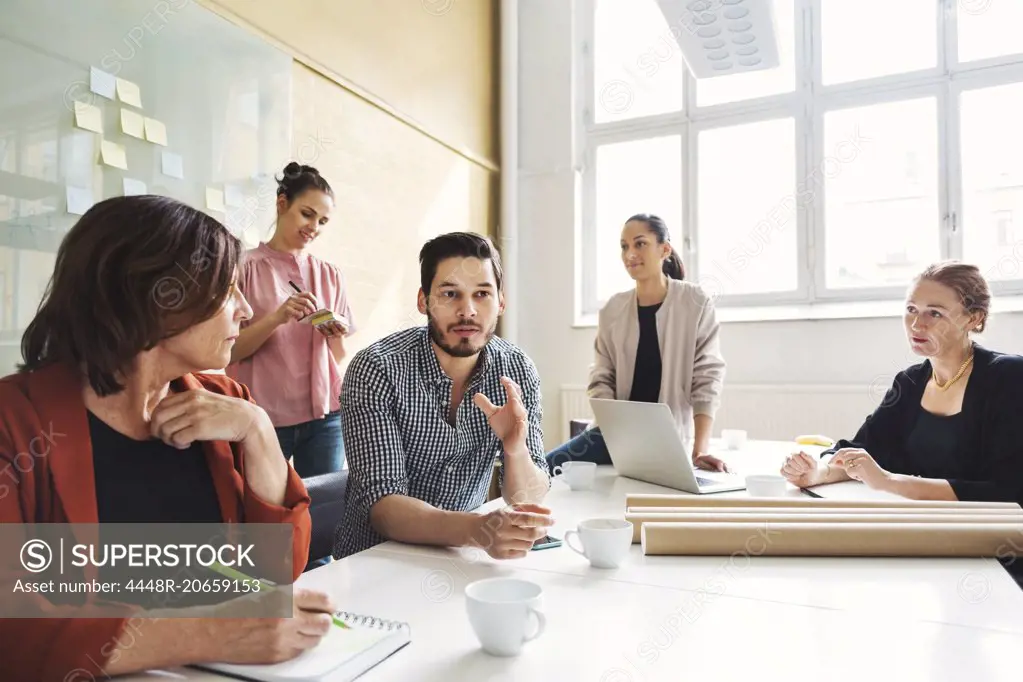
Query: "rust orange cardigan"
0 363 312 681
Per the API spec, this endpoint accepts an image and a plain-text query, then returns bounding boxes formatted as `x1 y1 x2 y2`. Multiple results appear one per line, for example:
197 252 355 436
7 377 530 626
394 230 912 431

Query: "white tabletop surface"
122 439 1023 681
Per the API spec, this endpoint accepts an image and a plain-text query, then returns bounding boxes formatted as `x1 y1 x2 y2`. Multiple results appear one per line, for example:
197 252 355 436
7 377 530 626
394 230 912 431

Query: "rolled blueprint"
640 521 1023 557
625 493 1022 511
624 511 1023 543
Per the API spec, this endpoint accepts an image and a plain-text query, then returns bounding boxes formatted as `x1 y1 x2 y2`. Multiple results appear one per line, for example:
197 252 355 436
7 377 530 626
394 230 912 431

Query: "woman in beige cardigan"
546 214 730 473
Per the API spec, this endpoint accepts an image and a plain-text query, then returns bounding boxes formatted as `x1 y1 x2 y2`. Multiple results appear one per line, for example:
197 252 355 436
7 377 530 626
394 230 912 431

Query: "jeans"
545 427 612 476
274 410 345 478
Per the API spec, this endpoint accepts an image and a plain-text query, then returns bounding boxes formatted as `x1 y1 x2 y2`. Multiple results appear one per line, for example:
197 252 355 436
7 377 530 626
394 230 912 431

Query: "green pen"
209 561 350 629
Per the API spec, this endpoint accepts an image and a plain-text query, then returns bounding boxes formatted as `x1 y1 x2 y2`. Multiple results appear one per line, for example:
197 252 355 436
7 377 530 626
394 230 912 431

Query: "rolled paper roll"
626 506 1023 515
640 521 1023 557
625 512 1023 543
625 493 1022 511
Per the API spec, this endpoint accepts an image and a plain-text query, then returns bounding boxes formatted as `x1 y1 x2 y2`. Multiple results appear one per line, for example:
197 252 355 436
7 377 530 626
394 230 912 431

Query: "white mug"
564 518 633 568
721 429 748 450
745 474 787 497
552 460 597 490
465 578 546 657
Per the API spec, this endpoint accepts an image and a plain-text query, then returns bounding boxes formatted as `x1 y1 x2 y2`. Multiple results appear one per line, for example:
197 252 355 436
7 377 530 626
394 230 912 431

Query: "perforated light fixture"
656 0 780 78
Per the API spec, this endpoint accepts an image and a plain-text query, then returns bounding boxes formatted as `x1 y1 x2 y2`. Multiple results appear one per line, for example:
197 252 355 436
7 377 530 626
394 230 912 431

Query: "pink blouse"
226 243 357 428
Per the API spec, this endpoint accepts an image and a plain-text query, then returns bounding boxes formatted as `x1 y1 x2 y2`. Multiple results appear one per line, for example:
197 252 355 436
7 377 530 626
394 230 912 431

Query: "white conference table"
132 439 1023 681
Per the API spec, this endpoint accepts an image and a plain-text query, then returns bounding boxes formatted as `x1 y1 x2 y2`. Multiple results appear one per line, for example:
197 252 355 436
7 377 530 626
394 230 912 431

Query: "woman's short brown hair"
915 260 991 333
20 195 242 396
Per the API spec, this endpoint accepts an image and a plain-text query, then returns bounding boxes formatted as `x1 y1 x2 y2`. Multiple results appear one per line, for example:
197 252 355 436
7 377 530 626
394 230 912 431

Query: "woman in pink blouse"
227 162 356 477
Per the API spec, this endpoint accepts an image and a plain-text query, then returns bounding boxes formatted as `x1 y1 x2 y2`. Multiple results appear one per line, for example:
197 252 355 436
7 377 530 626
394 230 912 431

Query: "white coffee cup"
465 577 546 657
564 518 633 568
745 474 787 497
721 429 747 450
552 461 597 491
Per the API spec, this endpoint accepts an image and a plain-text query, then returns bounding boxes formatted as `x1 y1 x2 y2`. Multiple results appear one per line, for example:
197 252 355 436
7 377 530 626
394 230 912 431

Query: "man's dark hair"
419 232 504 294
19 194 241 396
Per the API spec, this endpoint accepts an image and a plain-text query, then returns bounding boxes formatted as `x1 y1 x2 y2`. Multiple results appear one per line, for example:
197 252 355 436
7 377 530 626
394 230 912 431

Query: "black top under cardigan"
821 344 1023 507
629 302 663 403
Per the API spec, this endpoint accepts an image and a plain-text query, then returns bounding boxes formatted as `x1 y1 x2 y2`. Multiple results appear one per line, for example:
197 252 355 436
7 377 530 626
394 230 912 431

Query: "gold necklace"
932 352 974 391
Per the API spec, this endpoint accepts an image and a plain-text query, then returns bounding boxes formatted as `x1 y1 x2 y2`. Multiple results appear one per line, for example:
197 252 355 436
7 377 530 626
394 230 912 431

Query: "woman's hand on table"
693 452 731 473
831 448 891 490
780 450 828 488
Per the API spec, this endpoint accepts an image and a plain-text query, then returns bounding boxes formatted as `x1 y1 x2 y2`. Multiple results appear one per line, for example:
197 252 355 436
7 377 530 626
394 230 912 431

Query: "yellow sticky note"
144 117 168 146
73 101 103 134
115 78 142 108
120 109 145 139
206 187 225 212
100 140 128 170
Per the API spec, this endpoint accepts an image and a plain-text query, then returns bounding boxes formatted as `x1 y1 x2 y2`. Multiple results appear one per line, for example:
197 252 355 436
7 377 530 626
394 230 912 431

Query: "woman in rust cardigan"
0 196 336 680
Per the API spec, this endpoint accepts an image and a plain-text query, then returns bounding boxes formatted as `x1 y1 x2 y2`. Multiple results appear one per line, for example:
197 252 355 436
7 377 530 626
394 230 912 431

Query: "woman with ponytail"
227 162 356 479
546 214 729 473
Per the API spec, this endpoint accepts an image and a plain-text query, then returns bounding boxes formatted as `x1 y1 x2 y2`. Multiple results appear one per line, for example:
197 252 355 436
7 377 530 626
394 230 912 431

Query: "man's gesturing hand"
474 377 530 453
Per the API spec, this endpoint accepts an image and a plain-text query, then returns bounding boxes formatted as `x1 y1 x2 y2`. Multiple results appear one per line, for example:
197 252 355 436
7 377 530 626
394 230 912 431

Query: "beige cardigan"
587 279 726 440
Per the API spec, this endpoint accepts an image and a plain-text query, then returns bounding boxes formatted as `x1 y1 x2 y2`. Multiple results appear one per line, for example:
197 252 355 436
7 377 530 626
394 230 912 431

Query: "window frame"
687 104 810 307
948 63 1023 298
577 0 1023 322
580 122 689 314
809 82 949 303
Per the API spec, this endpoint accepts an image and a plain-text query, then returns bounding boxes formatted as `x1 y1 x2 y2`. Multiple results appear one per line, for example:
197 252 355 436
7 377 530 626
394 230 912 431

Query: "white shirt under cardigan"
587 279 726 441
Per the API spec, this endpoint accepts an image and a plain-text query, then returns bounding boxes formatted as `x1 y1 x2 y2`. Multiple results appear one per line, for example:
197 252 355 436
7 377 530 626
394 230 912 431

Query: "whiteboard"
0 0 292 374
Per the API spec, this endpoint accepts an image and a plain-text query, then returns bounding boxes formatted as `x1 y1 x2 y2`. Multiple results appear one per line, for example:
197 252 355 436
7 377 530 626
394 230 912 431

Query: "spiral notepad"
196 610 411 682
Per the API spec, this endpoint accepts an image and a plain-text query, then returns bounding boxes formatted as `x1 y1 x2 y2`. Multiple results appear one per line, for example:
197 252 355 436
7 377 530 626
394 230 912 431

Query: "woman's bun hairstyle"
276 162 333 202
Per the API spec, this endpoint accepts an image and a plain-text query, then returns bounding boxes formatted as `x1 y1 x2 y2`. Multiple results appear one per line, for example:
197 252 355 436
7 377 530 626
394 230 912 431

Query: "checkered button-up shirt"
332 326 550 558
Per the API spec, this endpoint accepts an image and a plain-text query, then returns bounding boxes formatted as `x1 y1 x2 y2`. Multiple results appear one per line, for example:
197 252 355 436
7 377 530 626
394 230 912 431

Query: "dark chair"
302 470 348 572
570 418 593 439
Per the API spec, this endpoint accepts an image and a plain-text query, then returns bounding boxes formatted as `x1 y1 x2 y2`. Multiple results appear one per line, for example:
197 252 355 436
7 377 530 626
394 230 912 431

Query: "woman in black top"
545 214 729 474
781 261 1023 508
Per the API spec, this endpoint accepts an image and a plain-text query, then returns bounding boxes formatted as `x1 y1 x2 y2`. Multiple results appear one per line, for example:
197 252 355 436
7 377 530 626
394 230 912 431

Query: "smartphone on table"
532 534 563 550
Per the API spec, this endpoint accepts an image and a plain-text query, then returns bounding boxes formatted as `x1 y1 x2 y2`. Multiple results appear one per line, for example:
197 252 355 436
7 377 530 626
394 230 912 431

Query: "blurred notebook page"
804 480 906 501
195 613 411 682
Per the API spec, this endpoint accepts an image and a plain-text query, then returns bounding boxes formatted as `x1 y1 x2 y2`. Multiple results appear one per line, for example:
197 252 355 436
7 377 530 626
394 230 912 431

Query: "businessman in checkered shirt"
333 232 554 559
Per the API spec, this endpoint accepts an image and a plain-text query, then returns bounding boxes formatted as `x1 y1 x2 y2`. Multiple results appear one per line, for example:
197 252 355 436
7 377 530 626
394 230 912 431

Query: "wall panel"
291 64 495 364
205 0 498 166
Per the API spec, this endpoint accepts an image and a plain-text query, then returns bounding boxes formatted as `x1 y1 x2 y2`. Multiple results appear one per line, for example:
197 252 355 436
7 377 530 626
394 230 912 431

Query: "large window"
697 117 797 296
579 0 1023 318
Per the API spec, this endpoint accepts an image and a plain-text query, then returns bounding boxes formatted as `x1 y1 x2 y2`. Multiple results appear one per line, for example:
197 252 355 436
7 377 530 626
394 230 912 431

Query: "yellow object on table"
795 434 835 447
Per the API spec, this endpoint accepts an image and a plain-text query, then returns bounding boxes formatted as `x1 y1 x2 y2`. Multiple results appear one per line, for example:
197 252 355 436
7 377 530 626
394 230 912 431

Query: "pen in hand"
286 280 321 322
209 561 350 629
288 280 344 336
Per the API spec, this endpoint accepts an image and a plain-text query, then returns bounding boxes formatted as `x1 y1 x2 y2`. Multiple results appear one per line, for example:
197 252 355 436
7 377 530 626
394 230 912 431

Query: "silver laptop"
589 398 745 494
